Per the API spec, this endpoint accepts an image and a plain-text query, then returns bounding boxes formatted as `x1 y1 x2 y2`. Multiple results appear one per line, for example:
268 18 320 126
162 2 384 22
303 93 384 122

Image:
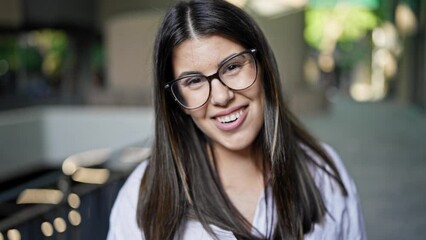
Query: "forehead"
171 35 245 77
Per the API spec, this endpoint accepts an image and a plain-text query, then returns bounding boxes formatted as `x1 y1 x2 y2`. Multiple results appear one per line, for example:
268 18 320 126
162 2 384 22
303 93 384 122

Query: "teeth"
217 110 243 123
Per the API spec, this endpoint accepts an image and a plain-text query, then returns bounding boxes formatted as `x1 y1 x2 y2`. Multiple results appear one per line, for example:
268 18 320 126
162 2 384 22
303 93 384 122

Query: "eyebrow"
176 71 201 79
176 51 241 79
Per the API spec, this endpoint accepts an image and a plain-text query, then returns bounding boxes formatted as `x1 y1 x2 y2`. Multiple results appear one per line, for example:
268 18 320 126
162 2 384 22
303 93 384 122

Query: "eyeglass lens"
170 51 256 109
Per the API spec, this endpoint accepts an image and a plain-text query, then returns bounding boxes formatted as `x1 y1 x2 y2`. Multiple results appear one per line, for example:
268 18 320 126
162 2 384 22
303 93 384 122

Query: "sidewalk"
301 96 426 240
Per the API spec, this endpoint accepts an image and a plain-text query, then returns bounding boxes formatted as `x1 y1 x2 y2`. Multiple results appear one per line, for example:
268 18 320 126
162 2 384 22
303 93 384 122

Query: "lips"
213 106 248 131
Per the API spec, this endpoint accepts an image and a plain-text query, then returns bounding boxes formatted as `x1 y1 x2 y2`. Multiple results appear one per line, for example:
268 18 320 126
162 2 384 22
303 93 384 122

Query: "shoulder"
107 160 149 240
303 143 367 240
318 144 354 194
302 143 355 197
113 160 149 213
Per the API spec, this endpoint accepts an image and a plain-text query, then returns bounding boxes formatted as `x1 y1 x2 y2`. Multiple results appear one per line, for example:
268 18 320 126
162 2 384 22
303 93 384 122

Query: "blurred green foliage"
0 29 69 76
0 36 19 70
32 29 69 77
305 7 379 50
309 0 379 9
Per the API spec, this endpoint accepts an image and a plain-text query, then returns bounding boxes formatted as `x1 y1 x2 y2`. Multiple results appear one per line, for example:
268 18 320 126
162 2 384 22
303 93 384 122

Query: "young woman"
108 0 366 239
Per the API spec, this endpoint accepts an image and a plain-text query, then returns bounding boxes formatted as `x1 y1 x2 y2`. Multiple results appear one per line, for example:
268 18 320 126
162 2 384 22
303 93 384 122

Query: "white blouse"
107 145 367 239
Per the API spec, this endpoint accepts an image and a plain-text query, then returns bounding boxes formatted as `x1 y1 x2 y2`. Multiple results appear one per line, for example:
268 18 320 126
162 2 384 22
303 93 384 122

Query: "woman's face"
171 34 264 153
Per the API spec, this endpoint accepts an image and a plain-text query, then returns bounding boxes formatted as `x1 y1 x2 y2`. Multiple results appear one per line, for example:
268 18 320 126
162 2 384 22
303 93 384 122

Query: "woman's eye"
183 77 205 88
224 63 243 74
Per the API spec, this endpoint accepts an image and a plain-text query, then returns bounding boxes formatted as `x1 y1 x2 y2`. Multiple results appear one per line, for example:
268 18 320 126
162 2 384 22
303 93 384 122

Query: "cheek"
185 107 208 124
188 112 210 137
249 78 265 103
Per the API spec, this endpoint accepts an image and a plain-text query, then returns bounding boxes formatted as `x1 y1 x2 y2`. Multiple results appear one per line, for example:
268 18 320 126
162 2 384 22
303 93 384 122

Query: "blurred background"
0 0 424 239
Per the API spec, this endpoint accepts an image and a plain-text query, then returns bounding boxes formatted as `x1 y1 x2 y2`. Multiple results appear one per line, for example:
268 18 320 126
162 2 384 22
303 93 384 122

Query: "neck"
211 143 264 189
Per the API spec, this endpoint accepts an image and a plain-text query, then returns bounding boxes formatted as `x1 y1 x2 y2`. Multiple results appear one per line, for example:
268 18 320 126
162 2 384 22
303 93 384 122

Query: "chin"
216 136 257 152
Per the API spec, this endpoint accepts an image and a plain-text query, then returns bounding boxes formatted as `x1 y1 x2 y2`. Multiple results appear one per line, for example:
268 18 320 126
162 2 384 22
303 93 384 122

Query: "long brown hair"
137 0 347 239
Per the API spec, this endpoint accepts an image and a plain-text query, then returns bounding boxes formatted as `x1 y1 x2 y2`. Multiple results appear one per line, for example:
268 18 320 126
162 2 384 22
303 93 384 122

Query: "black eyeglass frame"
165 48 257 109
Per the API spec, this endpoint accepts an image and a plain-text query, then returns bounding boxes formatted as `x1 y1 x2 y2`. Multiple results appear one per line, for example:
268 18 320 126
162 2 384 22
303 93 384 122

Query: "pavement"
301 95 426 240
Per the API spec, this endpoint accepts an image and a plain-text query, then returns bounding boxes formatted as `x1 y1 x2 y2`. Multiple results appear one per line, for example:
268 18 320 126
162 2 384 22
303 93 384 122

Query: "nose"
210 79 234 106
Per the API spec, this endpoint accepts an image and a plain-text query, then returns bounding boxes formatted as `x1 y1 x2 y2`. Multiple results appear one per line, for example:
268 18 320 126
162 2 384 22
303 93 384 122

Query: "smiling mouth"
215 109 244 124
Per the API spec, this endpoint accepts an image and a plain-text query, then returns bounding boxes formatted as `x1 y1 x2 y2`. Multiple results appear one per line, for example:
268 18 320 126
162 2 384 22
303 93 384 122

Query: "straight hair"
137 0 348 239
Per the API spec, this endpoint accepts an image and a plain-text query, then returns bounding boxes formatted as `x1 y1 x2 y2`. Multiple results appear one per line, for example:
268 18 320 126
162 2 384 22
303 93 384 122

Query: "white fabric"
107 145 367 239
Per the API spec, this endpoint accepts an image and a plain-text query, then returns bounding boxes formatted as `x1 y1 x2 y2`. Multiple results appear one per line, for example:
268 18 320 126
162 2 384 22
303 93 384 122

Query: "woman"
108 0 366 239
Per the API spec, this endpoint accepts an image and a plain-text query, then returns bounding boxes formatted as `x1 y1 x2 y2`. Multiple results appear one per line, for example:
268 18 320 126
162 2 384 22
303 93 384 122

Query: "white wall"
93 11 162 105
0 108 44 180
0 107 154 180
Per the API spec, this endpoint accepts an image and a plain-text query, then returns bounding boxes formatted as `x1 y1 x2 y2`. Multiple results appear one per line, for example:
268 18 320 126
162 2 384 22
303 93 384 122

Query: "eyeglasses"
165 48 257 109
